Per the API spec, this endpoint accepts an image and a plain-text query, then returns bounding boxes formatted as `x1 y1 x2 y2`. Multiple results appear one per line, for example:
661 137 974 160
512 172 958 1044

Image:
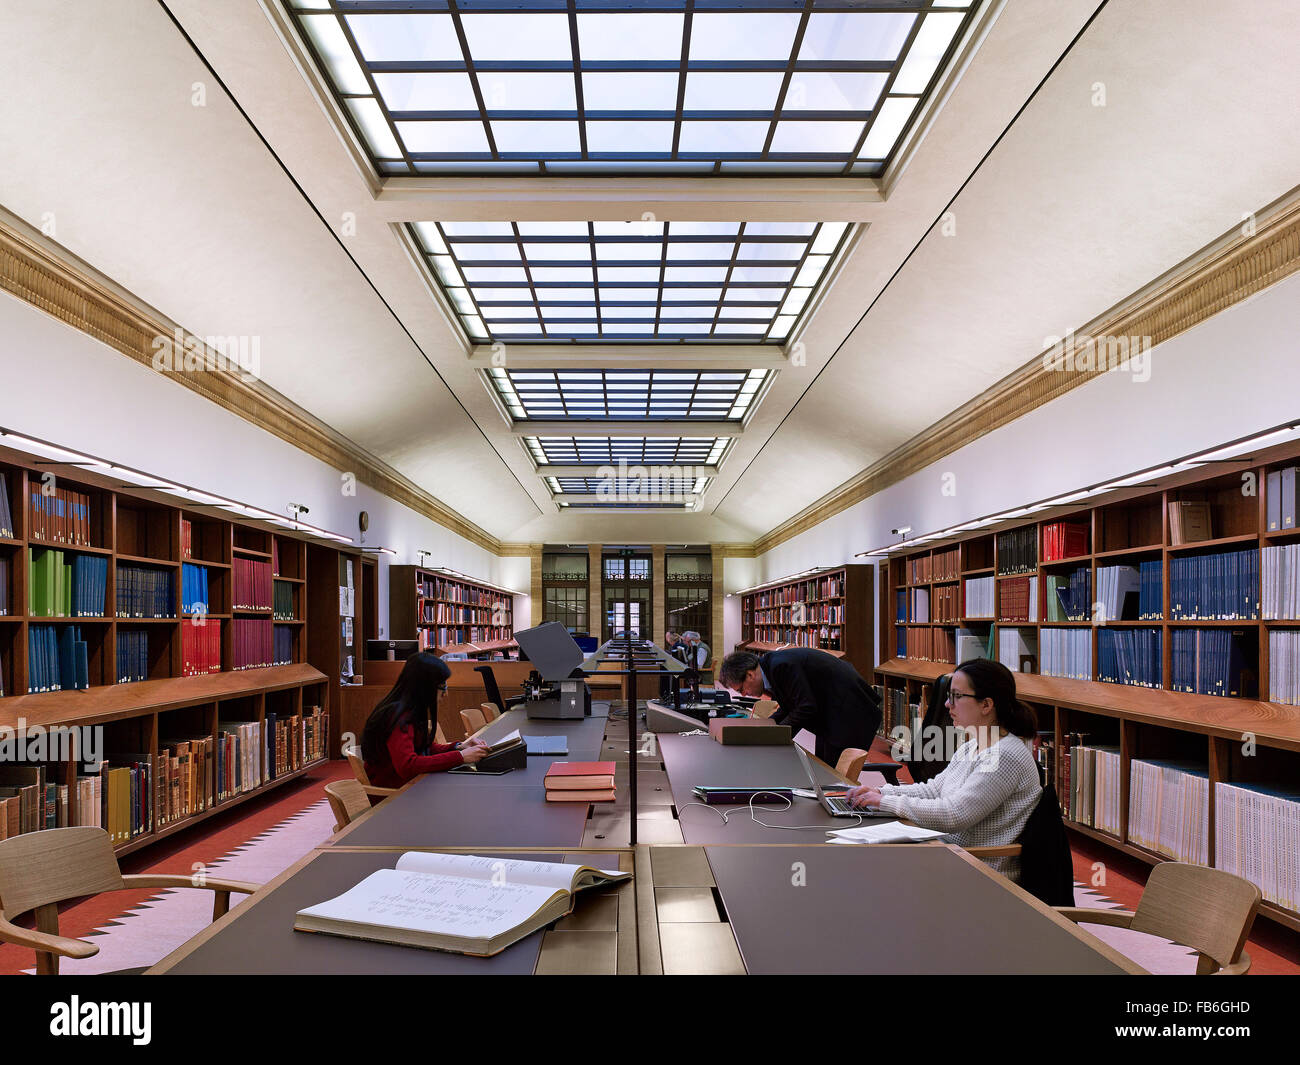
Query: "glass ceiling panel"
491 369 766 422
413 220 850 343
288 1 978 176
525 436 729 467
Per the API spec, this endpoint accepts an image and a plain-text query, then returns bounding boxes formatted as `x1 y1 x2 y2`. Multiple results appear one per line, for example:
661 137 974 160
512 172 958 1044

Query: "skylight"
288 1 978 177
490 368 766 421
525 436 728 467
413 220 849 342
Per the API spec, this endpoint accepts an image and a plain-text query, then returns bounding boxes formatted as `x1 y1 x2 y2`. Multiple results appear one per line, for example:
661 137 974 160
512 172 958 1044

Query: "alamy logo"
49 997 151 1045
1041 329 1151 382
151 328 260 383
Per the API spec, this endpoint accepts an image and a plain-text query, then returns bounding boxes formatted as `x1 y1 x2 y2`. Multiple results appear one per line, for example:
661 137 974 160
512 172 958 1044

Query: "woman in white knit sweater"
846 658 1042 881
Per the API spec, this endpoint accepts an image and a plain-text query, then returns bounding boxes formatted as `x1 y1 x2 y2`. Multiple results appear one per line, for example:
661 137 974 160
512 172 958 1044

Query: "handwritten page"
298 869 559 941
395 852 623 892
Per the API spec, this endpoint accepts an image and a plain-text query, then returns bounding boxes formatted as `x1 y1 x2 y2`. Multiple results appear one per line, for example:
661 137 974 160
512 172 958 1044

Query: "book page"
298 868 560 940
396 852 624 892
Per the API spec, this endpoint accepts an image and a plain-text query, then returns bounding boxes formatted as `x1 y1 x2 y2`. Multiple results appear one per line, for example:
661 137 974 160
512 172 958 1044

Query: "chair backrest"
752 698 778 719
1015 783 1074 906
475 664 507 715
434 721 448 745
906 673 953 783
835 747 869 782
343 745 372 787
460 705 487 737
0 827 125 918
1130 863 1261 973
324 780 372 832
480 701 501 724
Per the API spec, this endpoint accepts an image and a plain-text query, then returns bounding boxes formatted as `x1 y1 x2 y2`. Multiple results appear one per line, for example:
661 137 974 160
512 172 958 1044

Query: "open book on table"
294 851 630 956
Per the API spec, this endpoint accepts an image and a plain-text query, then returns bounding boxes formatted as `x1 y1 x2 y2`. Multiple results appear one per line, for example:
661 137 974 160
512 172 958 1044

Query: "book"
544 760 616 790
293 851 630 956
1168 500 1213 545
545 789 617 803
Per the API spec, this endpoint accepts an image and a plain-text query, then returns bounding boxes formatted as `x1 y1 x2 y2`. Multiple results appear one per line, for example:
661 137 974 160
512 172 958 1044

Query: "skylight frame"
525 435 729 467
489 367 767 421
286 0 980 178
414 219 850 343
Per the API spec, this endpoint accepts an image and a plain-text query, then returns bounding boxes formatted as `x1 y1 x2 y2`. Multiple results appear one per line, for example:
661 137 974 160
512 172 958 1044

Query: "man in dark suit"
717 648 882 767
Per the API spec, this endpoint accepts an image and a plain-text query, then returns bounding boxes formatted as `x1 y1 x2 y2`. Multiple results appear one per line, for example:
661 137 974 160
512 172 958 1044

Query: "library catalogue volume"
294 851 630 956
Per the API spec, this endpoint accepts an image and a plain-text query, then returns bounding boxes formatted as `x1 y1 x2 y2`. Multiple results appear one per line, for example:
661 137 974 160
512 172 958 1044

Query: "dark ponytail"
954 658 1038 738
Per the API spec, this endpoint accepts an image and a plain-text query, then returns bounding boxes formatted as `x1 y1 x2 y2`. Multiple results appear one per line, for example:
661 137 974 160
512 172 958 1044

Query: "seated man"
717 648 882 768
680 630 710 671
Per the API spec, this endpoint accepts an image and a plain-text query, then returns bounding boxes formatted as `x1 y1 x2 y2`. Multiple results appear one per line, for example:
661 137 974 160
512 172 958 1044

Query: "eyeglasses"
945 691 978 704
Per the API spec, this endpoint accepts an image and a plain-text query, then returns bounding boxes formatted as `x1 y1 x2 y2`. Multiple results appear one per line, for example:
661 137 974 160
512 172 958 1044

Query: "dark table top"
154 850 593 975
704 844 1138 975
658 733 891 844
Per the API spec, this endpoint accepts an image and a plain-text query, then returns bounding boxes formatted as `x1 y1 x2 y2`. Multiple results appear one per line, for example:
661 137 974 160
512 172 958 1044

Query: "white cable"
678 791 871 830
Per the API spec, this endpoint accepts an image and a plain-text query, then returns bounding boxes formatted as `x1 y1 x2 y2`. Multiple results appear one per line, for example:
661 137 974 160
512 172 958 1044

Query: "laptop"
795 744 894 818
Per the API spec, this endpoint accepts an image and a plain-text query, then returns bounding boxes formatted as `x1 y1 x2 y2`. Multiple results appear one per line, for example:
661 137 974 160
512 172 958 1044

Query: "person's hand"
459 744 488 764
846 785 882 809
463 737 490 750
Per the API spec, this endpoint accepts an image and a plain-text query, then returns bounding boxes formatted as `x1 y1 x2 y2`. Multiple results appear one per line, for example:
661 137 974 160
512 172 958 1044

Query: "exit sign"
617 548 636 558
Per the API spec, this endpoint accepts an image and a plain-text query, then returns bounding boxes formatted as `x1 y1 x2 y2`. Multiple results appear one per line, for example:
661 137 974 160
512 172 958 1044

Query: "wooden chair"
324 779 373 832
1054 862 1261 974
480 701 501 724
835 747 869 782
460 705 487 738
342 746 399 799
0 827 259 975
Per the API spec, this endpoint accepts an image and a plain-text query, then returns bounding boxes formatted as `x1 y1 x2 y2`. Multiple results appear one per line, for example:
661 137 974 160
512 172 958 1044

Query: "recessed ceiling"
289 0 979 177
413 219 849 343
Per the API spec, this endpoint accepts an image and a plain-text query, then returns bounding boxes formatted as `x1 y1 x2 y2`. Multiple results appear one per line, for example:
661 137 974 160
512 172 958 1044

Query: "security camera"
892 526 912 537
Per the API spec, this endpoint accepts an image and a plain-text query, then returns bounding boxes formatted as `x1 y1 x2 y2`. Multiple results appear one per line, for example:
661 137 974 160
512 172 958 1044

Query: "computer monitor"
366 639 420 661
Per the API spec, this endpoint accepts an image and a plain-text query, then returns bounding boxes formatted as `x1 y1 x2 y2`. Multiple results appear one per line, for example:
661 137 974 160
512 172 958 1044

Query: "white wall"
748 270 1300 665
0 290 530 631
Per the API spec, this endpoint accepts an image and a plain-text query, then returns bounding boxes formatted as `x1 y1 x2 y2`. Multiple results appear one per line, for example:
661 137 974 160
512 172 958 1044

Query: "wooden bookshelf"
874 441 1300 931
0 443 347 855
388 565 515 655
737 564 872 677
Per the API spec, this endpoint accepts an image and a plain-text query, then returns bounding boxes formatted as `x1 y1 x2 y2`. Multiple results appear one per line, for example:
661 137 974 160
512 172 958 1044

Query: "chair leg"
34 903 60 975
212 891 232 921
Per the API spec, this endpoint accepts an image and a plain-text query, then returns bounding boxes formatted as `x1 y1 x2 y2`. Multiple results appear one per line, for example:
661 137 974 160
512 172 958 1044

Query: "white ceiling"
1 0 1296 546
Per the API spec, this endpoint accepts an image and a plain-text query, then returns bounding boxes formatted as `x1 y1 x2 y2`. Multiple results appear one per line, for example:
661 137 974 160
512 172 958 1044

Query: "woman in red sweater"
361 652 488 787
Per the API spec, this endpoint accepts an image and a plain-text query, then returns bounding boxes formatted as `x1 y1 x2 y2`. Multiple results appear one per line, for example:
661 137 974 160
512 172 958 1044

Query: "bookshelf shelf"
875 447 1300 928
738 564 872 676
390 565 514 655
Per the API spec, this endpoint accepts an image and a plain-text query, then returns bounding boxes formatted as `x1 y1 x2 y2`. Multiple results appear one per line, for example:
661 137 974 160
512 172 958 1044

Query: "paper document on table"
826 823 948 844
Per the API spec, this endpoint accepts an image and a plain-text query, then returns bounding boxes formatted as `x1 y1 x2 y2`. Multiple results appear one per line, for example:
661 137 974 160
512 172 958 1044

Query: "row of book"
1170 628 1251 697
1265 466 1300 532
274 625 294 666
0 473 12 538
416 577 512 608
117 629 151 684
544 760 615 803
181 620 223 676
908 546 959 584
747 574 845 609
0 767 70 837
901 626 955 663
996 526 1037 575
751 603 846 625
233 557 272 611
181 517 194 559
29 484 94 545
181 562 213 615
1262 543 1300 619
28 625 90 692
964 575 994 618
29 549 109 617
998 575 1039 623
1045 567 1091 622
909 587 930 623
1268 630 1300 706
1039 627 1093 681
1215 780 1300 912
417 625 513 649
997 627 1036 673
116 564 175 619
931 583 959 623
1169 548 1258 620
1042 520 1089 561
1129 759 1209 865
1097 627 1162 688
232 618 274 670
273 580 296 620
421 603 505 624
